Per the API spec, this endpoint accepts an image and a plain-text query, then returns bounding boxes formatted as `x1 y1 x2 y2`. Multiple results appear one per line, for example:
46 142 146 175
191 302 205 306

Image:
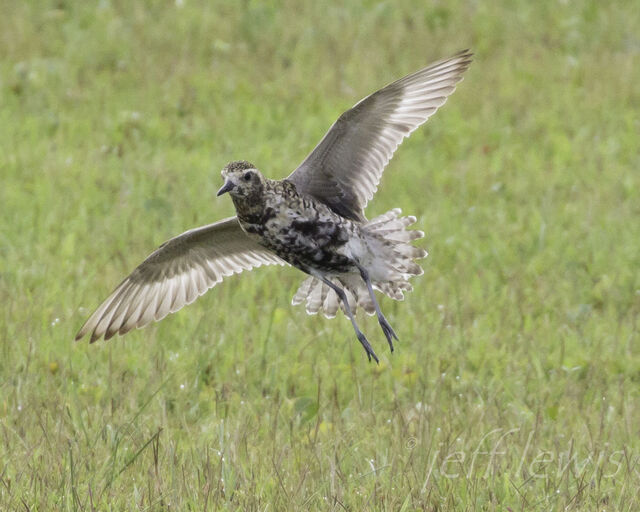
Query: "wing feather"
75 216 286 342
287 49 472 221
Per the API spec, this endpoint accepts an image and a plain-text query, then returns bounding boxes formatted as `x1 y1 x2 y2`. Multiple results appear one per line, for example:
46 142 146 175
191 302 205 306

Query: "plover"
76 49 472 362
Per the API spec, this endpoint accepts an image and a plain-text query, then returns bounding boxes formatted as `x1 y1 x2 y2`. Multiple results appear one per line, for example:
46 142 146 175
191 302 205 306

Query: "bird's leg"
356 264 398 352
318 276 379 364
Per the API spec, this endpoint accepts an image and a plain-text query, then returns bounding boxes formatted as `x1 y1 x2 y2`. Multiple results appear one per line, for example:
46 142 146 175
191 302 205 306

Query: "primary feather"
288 49 472 221
75 217 285 342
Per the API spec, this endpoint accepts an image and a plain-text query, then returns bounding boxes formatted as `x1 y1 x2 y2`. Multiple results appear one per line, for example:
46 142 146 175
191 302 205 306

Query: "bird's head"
217 161 265 200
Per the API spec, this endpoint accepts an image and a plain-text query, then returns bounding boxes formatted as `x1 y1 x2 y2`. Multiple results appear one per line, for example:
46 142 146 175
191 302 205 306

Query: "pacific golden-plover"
76 50 472 362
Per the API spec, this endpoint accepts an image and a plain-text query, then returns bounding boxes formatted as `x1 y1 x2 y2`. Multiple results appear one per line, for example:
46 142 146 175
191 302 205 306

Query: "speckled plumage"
216 161 429 361
236 178 355 274
75 50 472 362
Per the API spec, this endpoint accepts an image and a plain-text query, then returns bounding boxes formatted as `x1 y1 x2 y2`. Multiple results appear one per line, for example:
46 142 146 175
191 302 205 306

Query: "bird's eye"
243 172 252 182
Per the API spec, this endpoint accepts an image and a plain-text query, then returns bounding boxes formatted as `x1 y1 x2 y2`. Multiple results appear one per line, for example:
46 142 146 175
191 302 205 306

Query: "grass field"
1 0 639 509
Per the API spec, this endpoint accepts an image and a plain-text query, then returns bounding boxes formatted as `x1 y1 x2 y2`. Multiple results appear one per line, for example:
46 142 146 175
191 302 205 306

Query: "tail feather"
364 208 402 228
322 284 340 318
338 274 374 315
393 244 426 261
291 208 427 319
293 275 374 318
306 279 325 314
292 277 314 305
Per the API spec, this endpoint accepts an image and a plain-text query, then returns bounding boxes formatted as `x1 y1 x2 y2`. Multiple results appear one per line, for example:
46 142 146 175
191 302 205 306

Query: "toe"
356 331 378 363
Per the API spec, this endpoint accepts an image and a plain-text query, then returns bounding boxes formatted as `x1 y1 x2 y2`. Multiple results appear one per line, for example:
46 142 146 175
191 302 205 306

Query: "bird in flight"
76 50 472 362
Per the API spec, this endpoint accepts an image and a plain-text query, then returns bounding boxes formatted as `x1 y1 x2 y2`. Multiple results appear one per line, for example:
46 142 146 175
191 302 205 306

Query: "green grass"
1 0 639 509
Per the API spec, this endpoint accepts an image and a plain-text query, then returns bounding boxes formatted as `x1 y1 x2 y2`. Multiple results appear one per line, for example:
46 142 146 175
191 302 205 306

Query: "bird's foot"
378 315 398 352
356 330 379 364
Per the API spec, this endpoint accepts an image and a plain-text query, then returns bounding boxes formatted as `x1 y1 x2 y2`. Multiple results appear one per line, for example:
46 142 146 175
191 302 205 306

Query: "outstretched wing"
287 49 472 221
75 216 285 343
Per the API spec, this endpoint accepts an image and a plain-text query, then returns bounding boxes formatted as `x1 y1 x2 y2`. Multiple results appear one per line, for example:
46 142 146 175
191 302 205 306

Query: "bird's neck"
232 181 270 225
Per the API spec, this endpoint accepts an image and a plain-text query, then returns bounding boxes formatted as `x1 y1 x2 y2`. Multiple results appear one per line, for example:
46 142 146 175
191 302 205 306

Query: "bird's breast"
241 198 356 273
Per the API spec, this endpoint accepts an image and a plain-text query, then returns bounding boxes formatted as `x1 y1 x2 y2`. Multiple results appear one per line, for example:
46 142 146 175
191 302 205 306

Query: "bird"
75 49 472 362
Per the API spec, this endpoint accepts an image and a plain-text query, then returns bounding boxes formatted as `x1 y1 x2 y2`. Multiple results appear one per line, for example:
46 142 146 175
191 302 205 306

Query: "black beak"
216 180 235 196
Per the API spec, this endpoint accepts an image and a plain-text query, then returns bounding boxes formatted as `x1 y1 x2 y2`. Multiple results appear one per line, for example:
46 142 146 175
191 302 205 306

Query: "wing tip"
75 316 107 344
446 49 474 72
104 329 118 342
452 48 473 62
74 321 93 342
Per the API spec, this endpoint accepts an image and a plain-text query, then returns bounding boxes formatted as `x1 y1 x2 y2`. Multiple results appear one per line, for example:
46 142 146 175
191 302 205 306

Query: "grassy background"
1 0 639 509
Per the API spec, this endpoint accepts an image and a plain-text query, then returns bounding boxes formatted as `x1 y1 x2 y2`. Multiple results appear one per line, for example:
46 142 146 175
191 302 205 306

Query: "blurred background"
1 0 638 509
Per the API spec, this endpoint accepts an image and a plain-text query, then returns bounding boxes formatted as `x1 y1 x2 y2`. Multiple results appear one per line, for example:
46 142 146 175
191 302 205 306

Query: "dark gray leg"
356 265 398 352
318 276 379 364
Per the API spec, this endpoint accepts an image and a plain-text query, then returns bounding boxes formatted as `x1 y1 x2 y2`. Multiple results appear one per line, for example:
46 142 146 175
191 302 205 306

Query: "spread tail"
291 209 427 318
